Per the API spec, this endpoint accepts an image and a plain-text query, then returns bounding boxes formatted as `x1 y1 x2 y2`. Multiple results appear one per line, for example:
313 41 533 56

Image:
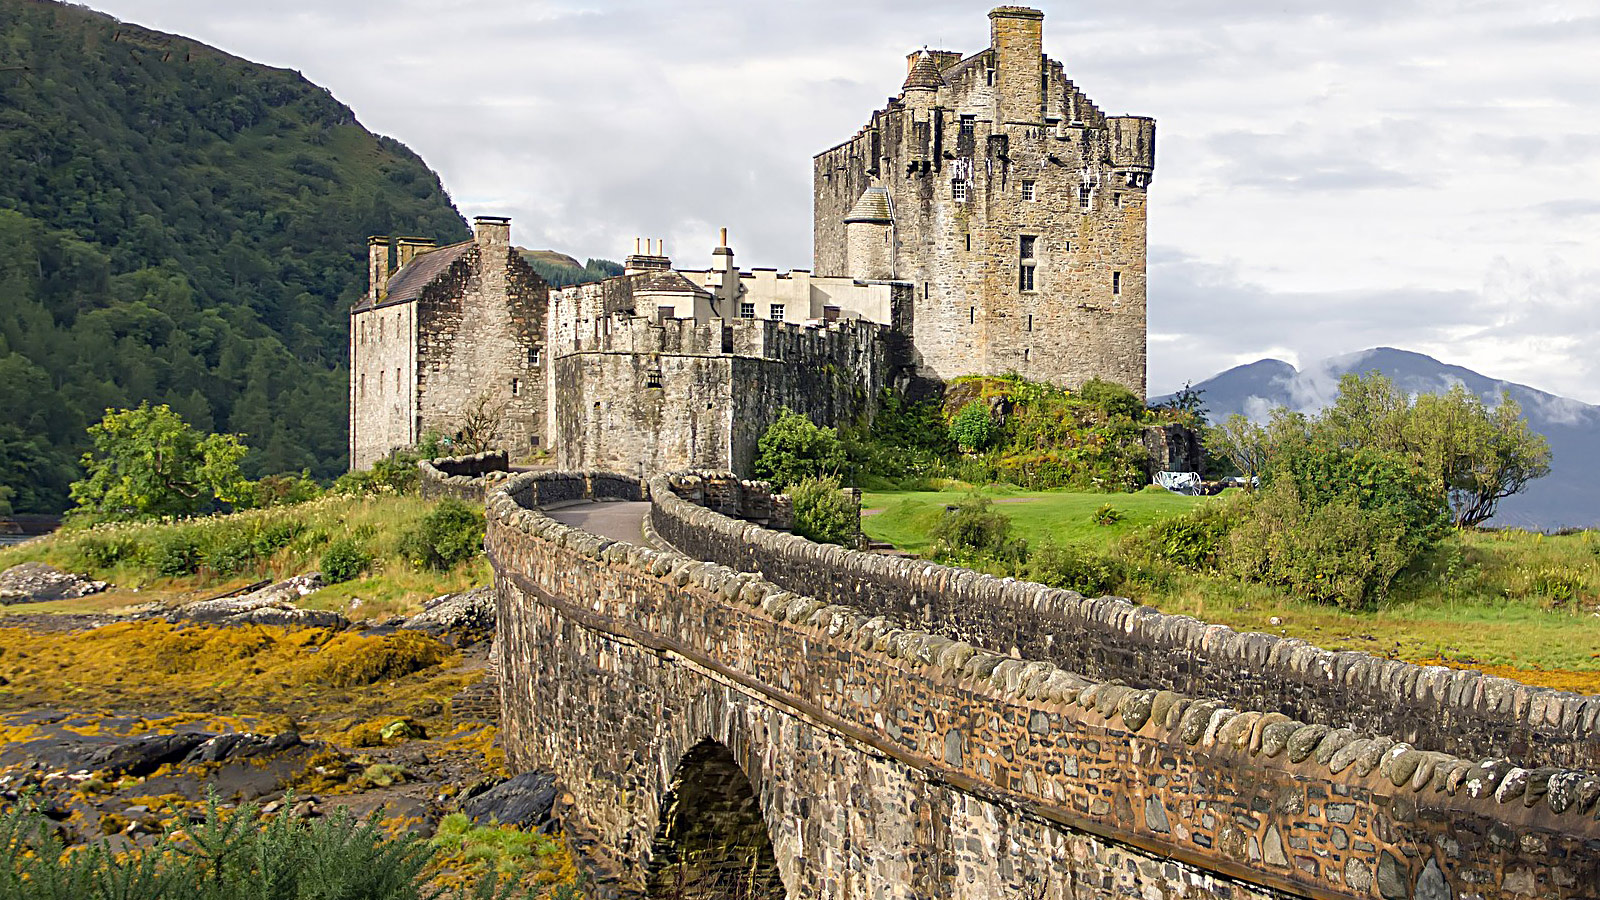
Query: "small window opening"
960 114 976 136
1112 271 1122 294
511 377 520 397
1021 180 1036 202
969 306 975 324
1079 184 1092 211
1019 235 1037 258
1024 347 1031 361
1027 314 1033 332
985 67 994 86
739 302 755 319
923 282 929 299
657 305 675 322
1019 265 1035 292
529 346 542 366
769 303 785 321
952 178 969 202
1019 235 1037 293
1113 192 1123 208
964 233 971 251
359 373 365 397
646 370 663 389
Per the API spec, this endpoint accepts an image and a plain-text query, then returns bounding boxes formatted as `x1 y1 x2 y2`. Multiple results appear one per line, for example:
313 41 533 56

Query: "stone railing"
418 450 511 502
485 470 1600 899
652 477 1600 770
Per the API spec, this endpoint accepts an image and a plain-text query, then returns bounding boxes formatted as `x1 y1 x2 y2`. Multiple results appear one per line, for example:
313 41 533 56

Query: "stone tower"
813 6 1155 396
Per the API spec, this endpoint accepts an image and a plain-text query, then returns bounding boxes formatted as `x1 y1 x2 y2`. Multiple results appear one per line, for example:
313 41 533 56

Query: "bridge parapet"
653 473 1600 771
418 450 511 502
488 469 1600 898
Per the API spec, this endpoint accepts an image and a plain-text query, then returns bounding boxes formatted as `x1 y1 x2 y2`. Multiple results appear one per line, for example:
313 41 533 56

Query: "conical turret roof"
844 186 893 225
902 50 945 92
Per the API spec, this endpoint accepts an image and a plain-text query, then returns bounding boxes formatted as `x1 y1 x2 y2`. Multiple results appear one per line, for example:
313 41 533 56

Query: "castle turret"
1108 116 1157 188
843 187 893 281
990 7 1045 125
367 236 390 302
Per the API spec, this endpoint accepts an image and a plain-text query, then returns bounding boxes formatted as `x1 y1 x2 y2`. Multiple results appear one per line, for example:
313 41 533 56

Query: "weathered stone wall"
415 241 549 455
1142 423 1205 475
552 317 889 478
654 482 1600 772
349 300 418 469
418 450 511 503
813 7 1152 397
489 471 1600 899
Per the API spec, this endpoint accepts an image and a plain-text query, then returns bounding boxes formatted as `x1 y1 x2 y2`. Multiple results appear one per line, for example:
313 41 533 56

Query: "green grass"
0 493 486 620
862 484 1205 553
859 485 1600 687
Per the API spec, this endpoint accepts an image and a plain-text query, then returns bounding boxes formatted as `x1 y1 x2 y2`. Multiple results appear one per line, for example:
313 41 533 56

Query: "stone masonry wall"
418 450 511 503
654 483 1600 772
488 471 1600 899
350 300 418 469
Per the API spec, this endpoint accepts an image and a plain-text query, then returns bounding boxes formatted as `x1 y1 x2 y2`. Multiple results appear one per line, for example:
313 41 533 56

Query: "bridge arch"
645 738 785 900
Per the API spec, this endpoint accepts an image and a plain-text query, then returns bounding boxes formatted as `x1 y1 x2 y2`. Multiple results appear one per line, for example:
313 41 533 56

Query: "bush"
788 475 858 546
1091 503 1122 526
1077 377 1144 421
1129 497 1242 571
930 494 1026 569
334 447 424 496
1027 542 1121 596
321 536 372 583
238 471 323 509
398 499 485 571
948 401 998 452
147 527 203 577
754 408 849 490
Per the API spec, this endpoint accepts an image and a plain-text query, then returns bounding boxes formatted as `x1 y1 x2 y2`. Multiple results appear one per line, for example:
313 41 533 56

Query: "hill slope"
0 0 470 512
1165 348 1600 529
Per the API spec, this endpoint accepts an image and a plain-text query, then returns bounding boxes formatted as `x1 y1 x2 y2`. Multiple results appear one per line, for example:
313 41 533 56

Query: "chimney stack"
473 215 511 247
989 6 1045 125
624 235 672 276
712 228 737 307
367 236 391 302
395 236 436 269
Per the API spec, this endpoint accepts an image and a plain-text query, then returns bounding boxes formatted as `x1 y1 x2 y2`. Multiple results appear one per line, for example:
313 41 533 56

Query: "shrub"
238 471 323 509
1130 497 1242 571
788 475 858 546
948 401 998 452
321 536 372 583
1091 503 1122 526
333 447 424 496
200 529 256 576
147 527 203 577
1077 377 1144 421
69 532 141 570
754 408 849 490
398 499 485 571
930 494 1026 568
1027 542 1121 596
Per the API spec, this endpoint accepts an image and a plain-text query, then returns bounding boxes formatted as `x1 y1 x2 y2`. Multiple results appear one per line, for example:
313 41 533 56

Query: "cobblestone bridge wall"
488 470 1600 900
418 450 511 502
653 473 1600 771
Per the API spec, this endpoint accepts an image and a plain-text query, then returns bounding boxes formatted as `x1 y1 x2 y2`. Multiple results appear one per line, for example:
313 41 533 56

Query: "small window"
769 303 785 321
739 302 755 319
359 373 365 397
1027 314 1033 332
985 67 994 86
1113 192 1123 208
923 283 929 299
959 114 976 137
1112 271 1122 294
952 179 968 202
1019 235 1037 259
529 346 542 366
1079 184 1092 211
1019 264 1036 292
511 377 520 397
1021 180 1036 202
969 306 975 324
964 233 971 251
646 370 663 389
1024 347 1031 361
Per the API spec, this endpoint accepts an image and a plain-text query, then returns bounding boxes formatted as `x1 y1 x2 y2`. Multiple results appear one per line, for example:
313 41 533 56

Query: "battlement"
556 312 888 361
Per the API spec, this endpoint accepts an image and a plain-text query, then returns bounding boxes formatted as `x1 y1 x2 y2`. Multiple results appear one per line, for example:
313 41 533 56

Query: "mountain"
0 0 470 512
1161 348 1600 529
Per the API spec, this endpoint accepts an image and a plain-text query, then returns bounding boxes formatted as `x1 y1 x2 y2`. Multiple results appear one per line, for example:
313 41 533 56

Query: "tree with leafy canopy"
754 409 849 490
68 404 249 522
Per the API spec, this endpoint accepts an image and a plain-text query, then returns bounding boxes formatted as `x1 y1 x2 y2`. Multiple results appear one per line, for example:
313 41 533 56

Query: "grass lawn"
860 484 1600 691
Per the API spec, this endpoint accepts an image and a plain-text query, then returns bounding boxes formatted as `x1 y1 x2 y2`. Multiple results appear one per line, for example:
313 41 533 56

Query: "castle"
350 7 1155 474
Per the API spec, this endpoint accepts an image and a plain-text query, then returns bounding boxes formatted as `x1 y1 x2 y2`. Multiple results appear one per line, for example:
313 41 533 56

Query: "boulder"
0 562 109 605
402 586 494 644
459 772 559 831
173 573 346 629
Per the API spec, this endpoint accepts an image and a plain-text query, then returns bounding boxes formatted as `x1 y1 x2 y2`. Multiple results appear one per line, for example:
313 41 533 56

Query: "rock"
92 732 209 777
401 586 495 644
460 772 560 832
184 731 302 764
173 574 346 629
0 562 109 605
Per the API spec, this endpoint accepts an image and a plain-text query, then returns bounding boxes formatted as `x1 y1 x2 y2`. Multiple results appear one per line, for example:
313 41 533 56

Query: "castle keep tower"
814 6 1155 395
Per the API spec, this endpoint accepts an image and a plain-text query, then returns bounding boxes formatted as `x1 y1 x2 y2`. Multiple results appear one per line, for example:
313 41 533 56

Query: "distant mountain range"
1158 348 1600 530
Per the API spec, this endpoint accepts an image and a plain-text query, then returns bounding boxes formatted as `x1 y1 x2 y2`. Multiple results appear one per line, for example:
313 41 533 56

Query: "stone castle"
350 7 1155 473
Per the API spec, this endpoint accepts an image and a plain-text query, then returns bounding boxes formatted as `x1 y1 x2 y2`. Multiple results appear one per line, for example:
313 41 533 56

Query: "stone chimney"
367 236 391 302
473 215 511 247
711 228 739 308
395 237 436 269
624 238 672 276
990 6 1045 125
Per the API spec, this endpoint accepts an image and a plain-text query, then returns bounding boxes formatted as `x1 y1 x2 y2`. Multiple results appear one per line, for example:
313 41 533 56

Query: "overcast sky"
85 0 1600 401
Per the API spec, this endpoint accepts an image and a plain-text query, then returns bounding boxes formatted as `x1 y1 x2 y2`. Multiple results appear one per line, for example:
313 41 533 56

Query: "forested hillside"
0 0 470 512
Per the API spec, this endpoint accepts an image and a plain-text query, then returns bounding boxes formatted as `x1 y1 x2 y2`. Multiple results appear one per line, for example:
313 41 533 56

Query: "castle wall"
349 300 417 469
814 8 1153 396
415 243 549 454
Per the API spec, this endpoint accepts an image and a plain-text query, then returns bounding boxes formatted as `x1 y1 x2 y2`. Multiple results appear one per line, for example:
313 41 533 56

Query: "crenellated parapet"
487 469 1600 899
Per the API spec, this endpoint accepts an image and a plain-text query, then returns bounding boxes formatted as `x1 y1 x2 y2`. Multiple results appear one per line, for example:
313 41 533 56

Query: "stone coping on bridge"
653 471 1600 772
486 469 1600 899
418 450 511 502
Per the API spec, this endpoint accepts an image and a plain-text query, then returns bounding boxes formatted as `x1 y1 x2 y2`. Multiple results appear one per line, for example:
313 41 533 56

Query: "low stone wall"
488 470 1600 899
652 479 1600 770
662 471 792 531
419 450 511 502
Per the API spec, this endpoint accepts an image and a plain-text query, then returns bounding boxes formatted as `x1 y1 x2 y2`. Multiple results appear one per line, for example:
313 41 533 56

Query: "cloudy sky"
87 0 1600 401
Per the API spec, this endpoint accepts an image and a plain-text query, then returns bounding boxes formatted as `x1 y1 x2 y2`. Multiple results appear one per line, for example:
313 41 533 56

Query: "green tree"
788 475 858 546
948 400 998 452
754 409 849 490
68 404 249 521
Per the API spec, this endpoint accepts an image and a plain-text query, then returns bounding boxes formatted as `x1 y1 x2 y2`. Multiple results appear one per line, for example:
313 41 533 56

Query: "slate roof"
903 51 946 91
635 269 711 297
843 187 894 224
353 240 473 311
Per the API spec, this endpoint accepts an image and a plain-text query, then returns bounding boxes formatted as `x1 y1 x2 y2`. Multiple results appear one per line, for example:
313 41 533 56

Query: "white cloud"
85 0 1600 402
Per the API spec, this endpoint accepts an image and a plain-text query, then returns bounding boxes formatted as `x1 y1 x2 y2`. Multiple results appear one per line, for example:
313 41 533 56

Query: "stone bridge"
474 468 1600 899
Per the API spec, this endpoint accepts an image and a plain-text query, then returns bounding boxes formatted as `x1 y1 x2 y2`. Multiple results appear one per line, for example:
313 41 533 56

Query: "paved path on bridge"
542 501 651 546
